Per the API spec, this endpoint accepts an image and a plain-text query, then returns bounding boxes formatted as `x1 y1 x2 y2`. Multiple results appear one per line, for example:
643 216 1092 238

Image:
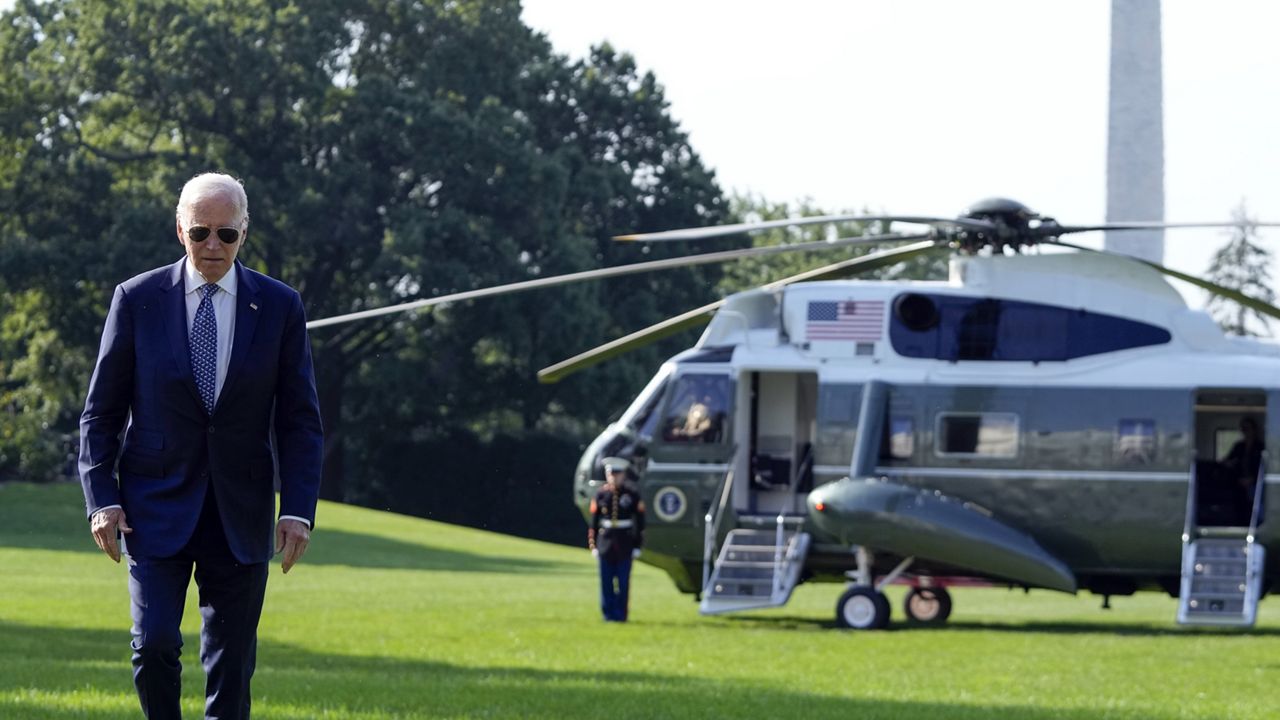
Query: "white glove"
591 548 599 558
631 548 642 560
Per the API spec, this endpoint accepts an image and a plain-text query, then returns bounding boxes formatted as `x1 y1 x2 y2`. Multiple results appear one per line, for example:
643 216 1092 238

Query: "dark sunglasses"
187 226 242 244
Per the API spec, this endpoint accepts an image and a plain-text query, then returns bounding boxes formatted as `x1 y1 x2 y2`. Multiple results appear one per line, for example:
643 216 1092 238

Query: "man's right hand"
90 507 132 563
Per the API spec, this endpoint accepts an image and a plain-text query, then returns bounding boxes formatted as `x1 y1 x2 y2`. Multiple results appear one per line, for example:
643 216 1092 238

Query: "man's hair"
176 173 249 226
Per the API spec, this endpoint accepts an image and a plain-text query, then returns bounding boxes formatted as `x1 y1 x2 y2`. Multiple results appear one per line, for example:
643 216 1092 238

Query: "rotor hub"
949 197 1060 254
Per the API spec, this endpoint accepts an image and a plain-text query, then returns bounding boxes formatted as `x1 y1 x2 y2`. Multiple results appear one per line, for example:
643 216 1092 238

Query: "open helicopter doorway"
740 371 818 517
1192 390 1267 528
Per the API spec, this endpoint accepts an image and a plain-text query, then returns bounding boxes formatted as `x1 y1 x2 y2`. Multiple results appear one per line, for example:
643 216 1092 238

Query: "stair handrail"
1181 460 1198 542
702 449 738 594
1247 451 1267 543
773 511 786 598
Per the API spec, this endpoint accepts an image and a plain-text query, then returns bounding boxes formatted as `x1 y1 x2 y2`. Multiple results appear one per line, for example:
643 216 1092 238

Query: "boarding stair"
1177 461 1267 627
697 459 811 614
700 526 811 615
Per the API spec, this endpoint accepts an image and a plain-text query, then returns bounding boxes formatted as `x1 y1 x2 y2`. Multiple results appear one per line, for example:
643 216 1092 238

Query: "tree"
0 1 729 502
1206 201 1274 337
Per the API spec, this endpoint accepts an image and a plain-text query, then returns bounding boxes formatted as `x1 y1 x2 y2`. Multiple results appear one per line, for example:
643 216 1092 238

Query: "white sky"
522 0 1280 298
3 0 1274 299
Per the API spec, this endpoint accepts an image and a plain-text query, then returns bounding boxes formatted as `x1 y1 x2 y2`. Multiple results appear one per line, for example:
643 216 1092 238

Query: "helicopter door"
1192 390 1266 527
744 371 818 515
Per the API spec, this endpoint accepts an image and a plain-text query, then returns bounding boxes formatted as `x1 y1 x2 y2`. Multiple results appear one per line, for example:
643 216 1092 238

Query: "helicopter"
309 197 1280 629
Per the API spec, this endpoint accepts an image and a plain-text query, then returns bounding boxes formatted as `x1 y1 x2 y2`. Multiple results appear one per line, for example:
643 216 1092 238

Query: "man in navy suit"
79 172 323 719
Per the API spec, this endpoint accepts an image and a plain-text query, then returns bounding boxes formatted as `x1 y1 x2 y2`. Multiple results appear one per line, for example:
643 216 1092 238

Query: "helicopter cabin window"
881 416 915 460
661 374 730 444
889 293 1172 361
936 412 1019 458
815 385 861 465
1116 419 1156 465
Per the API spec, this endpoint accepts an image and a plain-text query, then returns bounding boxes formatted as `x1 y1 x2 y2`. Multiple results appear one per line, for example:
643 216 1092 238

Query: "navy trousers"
598 555 633 622
127 488 268 720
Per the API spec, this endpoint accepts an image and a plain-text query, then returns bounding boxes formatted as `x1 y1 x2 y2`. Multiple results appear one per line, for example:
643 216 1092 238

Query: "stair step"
1192 562 1247 578
1186 598 1246 613
1191 579 1248 595
1177 535 1266 627
701 532 812 615
1195 526 1251 539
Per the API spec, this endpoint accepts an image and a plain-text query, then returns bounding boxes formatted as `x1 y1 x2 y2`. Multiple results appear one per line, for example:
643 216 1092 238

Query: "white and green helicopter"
312 198 1280 630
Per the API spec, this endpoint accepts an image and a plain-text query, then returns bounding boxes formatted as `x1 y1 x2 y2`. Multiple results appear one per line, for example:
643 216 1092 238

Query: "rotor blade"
1052 221 1280 235
536 239 940 383
613 215 992 242
306 231 927 330
1052 240 1280 322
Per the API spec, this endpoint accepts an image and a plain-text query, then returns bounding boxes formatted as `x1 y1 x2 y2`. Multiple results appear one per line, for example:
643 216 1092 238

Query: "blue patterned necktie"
191 283 219 414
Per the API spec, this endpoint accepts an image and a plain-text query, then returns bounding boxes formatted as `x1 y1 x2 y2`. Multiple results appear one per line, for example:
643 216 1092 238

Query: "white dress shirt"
184 258 237 402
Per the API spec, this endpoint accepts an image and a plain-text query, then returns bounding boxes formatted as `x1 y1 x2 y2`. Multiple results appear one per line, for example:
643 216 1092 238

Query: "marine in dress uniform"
589 457 646 622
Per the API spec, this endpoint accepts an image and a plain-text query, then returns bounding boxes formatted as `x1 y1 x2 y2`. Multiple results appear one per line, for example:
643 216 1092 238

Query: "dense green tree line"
0 0 729 486
0 0 938 541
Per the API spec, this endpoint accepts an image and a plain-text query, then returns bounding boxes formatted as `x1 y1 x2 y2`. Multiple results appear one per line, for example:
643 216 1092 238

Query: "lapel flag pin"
250 303 259 311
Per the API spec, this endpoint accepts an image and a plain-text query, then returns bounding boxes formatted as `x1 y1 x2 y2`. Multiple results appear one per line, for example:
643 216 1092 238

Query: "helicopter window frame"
882 415 915 461
1115 418 1157 465
934 412 1021 459
815 384 862 467
616 366 673 440
889 293 1172 362
655 370 734 446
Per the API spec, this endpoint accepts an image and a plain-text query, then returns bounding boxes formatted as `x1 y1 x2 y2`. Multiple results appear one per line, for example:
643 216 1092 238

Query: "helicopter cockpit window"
632 379 668 440
936 412 1019 458
890 293 1171 362
616 369 671 441
661 374 731 444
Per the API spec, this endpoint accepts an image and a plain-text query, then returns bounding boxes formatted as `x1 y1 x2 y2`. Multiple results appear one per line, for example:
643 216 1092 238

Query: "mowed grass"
1 482 1278 719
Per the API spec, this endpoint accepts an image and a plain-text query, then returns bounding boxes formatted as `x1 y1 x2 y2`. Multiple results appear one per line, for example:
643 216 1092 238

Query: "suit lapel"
218 260 260 410
162 259 205 410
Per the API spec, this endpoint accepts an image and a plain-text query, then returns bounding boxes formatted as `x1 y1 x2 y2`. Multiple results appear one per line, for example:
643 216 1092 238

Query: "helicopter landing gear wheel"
835 586 890 630
903 587 952 625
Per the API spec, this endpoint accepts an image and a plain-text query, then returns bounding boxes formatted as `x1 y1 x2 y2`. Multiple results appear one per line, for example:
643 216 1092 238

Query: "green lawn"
1 482 1277 719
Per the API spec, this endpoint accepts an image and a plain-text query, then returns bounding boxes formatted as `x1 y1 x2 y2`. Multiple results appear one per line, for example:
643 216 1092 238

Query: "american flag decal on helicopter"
806 300 885 341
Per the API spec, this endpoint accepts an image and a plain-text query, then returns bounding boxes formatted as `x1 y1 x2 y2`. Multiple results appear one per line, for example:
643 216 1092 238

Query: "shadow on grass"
940 619 1280 637
303 527 567 573
0 619 1169 720
688 614 1280 637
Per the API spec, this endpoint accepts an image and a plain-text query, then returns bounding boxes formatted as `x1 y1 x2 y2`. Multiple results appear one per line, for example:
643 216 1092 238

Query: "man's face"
177 193 245 283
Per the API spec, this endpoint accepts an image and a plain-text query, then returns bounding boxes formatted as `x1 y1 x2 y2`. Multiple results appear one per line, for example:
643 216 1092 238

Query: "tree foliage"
1206 201 1275 337
0 0 729 497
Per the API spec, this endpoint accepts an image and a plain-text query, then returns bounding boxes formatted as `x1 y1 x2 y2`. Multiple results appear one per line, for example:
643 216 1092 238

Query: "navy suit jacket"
79 258 323 564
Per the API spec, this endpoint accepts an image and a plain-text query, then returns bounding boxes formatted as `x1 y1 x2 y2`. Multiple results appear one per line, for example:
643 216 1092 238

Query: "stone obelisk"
1105 0 1165 264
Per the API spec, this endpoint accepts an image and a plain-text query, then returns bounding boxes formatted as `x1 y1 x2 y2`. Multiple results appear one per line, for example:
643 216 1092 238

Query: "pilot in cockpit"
670 395 714 440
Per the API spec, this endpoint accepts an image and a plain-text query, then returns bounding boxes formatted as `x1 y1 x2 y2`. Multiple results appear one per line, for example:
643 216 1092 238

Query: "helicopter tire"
835 586 891 630
903 587 953 625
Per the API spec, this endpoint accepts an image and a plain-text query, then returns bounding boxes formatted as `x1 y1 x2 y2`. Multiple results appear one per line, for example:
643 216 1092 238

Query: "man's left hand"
275 518 311 574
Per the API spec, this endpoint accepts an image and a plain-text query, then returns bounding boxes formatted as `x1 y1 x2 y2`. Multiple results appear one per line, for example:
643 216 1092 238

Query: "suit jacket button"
208 426 215 434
